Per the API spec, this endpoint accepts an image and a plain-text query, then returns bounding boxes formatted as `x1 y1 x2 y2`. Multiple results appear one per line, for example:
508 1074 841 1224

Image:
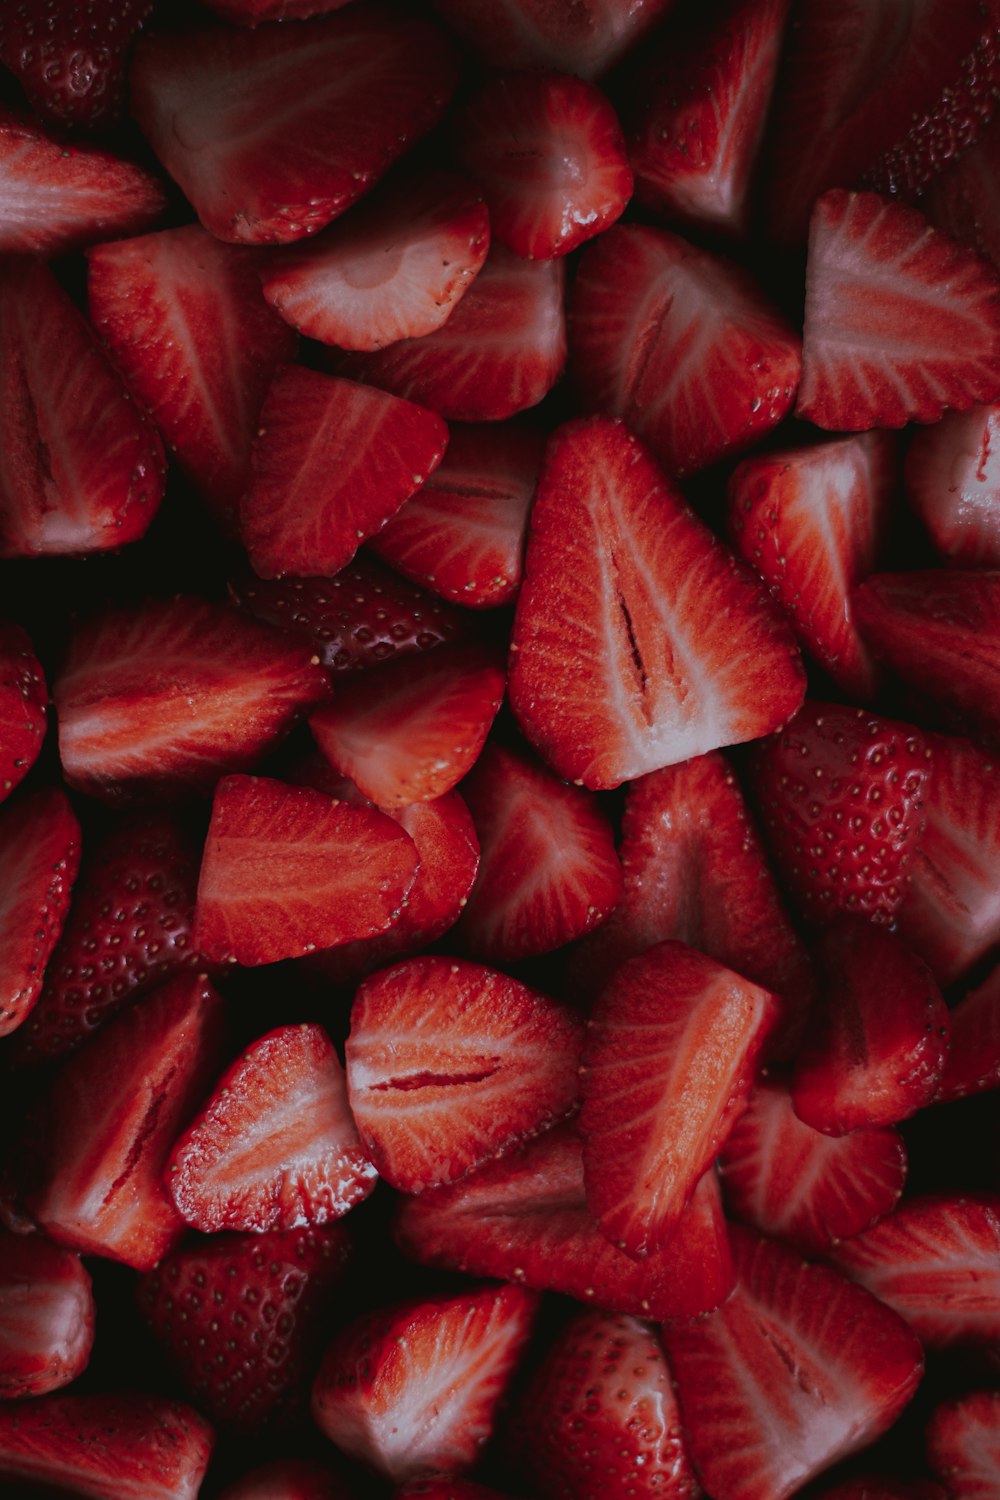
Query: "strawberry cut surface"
928 1389 1000 1498
904 402 1000 567
0 787 80 1039
0 1234 94 1399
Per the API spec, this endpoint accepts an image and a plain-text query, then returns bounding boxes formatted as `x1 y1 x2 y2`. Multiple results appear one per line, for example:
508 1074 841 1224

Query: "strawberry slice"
394 1123 735 1321
718 1074 907 1254
831 1194 1000 1351
797 190 1000 431
457 71 632 260
0 620 46 806
87 224 297 532
168 1023 377 1233
580 939 777 1259
346 954 583 1193
369 422 543 610
0 788 80 1040
25 973 226 1270
261 171 490 352
627 0 792 236
727 431 897 701
905 403 1000 566
749 700 933 929
0 256 166 559
0 1234 94 1398
310 640 505 809
53 595 330 802
661 1226 925 1500
508 416 805 790
936 965 1000 1103
194 775 419 967
240 368 448 580
429 0 678 79
312 1284 537 1483
327 245 566 422
0 0 155 129
219 1461 355 1500
568 224 802 476
504 1309 698 1500
130 5 458 245
0 1392 213 1500
139 1225 352 1432
928 1390 1000 1499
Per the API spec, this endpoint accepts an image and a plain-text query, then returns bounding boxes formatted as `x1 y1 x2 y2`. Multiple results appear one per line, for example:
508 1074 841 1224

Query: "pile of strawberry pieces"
5 0 1000 1494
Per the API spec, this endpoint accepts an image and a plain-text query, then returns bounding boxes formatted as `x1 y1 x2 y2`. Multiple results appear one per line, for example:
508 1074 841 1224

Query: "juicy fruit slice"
797 190 1000 431
261 171 489 351
936 965 1000 1102
0 788 80 1039
311 1284 538 1483
0 1235 94 1398
168 1023 377 1233
569 224 802 476
240 368 448 580
580 940 777 1258
508 417 805 790
430 0 678 79
0 620 46 805
346 954 583 1193
0 0 155 130
905 403 1000 566
130 5 458 245
0 255 165 558
194 775 419 966
927 1389 1000 1498
661 1227 925 1500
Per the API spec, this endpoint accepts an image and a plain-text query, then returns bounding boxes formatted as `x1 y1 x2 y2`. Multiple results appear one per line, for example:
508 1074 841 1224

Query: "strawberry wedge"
0 1235 95 1398
928 1390 1000 1498
905 403 1000 567
0 788 80 1039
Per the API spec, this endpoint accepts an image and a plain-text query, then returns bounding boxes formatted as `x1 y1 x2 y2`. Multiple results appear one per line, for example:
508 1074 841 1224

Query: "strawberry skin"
905 402 1000 566
0 620 46 805
0 787 80 1039
928 1389 1000 1498
0 1234 94 1398
936 964 1000 1103
0 0 155 130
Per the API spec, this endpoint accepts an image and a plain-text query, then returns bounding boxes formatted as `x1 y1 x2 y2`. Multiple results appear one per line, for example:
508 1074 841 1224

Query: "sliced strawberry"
370 422 543 610
139 1224 352 1432
168 1023 377 1233
429 0 677 79
718 1074 907 1254
749 700 933 929
661 1227 925 1500
346 954 582 1193
327 245 566 422
0 1392 213 1500
312 1284 537 1483
219 1460 355 1500
240 368 449 580
508 417 805 790
25 974 226 1270
0 788 80 1040
936 964 1000 1103
54 595 330 802
0 0 155 129
797 190 1000 431
627 0 792 235
87 224 297 532
194 775 419 967
0 620 46 805
927 1389 1000 1499
394 1123 735 1321
457 71 631 260
568 224 802 477
130 6 458 245
580 940 777 1259
0 1234 94 1398
926 110 1000 272
505 1308 697 1500
831 1194 1000 1351
310 641 505 809
261 171 489 352
905 402 1000 566
0 256 166 559
0 107 165 257
727 431 897 701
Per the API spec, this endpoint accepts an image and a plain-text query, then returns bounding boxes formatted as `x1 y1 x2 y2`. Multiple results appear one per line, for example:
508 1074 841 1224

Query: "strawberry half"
936 964 1000 1103
0 788 80 1039
0 0 155 129
219 1460 355 1500
508 416 805 790
429 0 678 80
311 1284 538 1483
0 620 46 805
346 954 583 1193
0 1234 94 1398
927 1389 1000 1499
905 403 1000 567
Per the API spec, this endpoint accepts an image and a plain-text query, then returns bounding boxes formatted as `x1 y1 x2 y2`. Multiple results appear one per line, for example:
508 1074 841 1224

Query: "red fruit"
240 368 448 580
139 1225 352 1432
87 224 297 531
194 775 420 967
905 403 1000 567
0 1392 213 1500
0 788 80 1039
311 1284 538 1483
429 0 677 79
749 700 933 929
728 431 898 701
0 620 46 805
926 110 1000 272
204 0 355 22
797 191 1000 431
53 595 330 802
261 171 490 352
130 5 458 245
508 417 805 790
936 964 1000 1103
718 1074 907 1254
219 1459 355 1500
569 224 802 476
661 1227 925 1500
0 1234 94 1398
346 954 583 1193
927 1389 1000 1498
0 256 166 559
0 0 155 129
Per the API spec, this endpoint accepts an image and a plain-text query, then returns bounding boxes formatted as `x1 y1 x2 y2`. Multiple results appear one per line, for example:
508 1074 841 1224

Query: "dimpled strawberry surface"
3 1 1000 1496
